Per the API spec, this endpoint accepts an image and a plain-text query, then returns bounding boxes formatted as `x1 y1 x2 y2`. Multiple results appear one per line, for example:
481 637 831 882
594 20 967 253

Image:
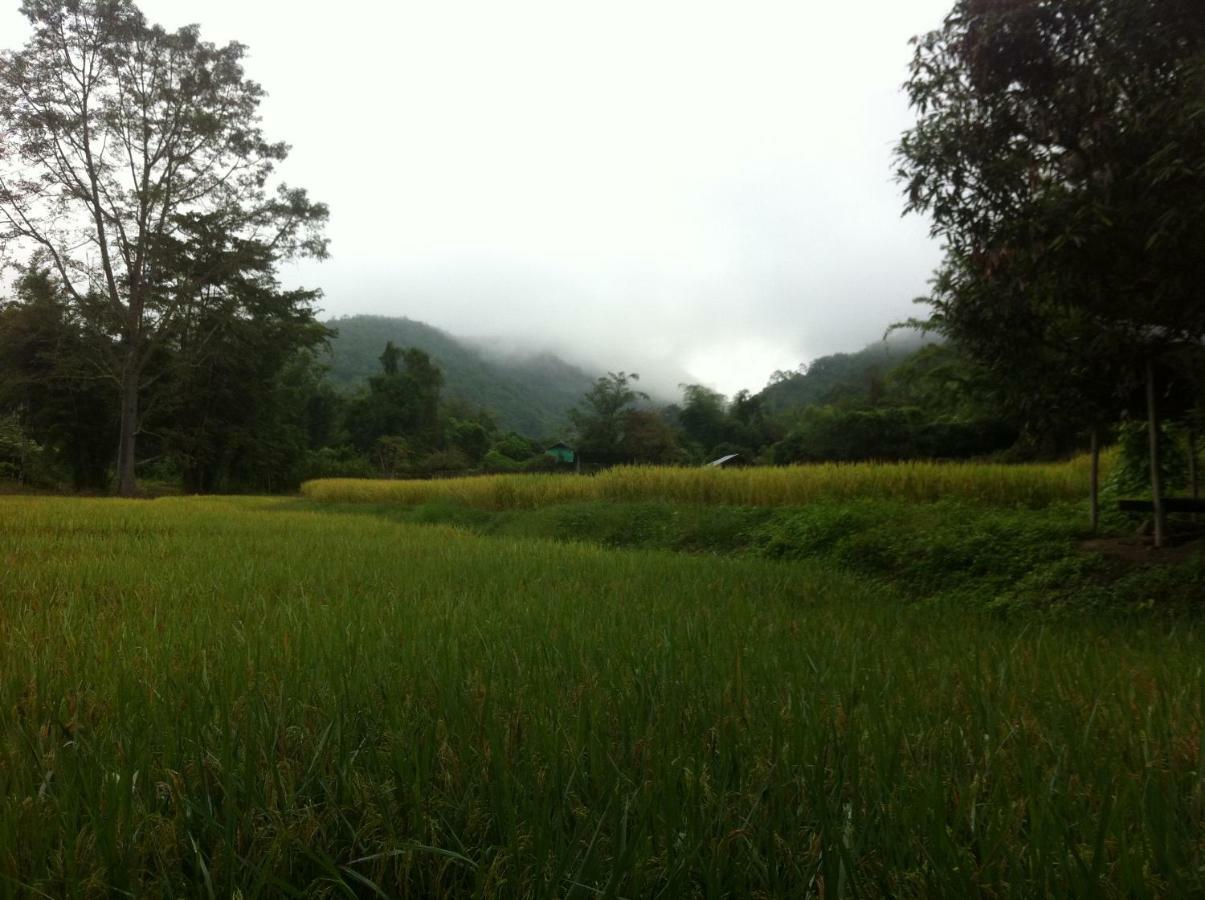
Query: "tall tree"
897 0 1205 544
569 371 648 464
0 0 327 495
618 409 681 464
678 384 729 456
345 345 445 456
914 257 1125 525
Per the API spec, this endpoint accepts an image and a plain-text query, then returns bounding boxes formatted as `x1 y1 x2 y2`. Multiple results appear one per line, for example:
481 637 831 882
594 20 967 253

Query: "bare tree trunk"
1189 426 1199 500
1146 357 1166 548
18 402 28 488
1189 424 1199 524
116 352 140 497
1089 425 1100 532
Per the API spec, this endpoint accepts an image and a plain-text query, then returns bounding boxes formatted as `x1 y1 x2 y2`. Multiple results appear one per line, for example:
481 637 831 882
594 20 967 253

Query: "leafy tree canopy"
0 0 328 494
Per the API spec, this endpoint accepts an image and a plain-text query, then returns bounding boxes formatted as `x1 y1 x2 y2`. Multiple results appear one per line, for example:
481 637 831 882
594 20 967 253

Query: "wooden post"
18 418 27 487
1146 357 1166 548
1189 426 1199 500
1189 425 1199 524
1089 425 1100 532
115 345 141 497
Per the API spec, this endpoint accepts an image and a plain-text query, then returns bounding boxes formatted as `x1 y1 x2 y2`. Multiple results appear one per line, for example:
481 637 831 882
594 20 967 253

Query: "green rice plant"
0 493 1198 897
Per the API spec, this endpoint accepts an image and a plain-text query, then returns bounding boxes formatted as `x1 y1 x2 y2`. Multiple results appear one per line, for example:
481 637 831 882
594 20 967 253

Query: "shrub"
1106 420 1188 497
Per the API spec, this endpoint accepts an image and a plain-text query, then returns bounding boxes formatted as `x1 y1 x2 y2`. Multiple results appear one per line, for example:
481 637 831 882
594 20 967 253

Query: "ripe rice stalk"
301 455 1102 510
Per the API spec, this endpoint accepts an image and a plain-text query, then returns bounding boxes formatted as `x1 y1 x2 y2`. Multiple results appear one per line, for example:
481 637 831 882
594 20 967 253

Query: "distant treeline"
563 338 1029 470
1 0 1202 537
0 293 1049 493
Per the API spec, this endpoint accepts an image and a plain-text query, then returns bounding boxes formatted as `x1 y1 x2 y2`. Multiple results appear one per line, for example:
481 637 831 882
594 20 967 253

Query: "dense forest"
0 291 1056 491
0 282 1199 500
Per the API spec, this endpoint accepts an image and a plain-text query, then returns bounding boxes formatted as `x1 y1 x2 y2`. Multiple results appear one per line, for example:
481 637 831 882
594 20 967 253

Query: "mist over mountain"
756 331 935 414
470 334 695 406
321 315 942 446
322 316 599 437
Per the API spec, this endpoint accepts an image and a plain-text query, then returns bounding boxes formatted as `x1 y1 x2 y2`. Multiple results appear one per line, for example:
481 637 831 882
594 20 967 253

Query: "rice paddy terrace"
0 459 1201 897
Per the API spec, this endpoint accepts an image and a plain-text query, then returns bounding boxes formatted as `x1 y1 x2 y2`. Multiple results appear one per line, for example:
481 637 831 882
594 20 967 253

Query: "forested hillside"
757 333 932 415
323 316 596 437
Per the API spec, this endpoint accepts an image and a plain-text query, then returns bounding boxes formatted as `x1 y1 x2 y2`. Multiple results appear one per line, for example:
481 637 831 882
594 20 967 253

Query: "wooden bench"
1118 498 1205 514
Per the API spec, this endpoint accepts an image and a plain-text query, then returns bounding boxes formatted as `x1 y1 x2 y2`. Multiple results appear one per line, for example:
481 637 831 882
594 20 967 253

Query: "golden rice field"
302 456 1100 510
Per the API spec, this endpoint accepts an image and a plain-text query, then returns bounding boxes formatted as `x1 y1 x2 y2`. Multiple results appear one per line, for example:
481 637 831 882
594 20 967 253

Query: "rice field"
302 456 1099 510
0 493 1200 898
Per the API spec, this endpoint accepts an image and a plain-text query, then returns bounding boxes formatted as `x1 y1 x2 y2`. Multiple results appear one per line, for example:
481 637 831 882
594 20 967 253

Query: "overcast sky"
2 1 950 396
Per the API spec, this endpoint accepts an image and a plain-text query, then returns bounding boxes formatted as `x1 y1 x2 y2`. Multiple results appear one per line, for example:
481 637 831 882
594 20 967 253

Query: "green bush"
0 414 60 488
494 432 541 462
302 446 375 480
482 449 522 472
414 447 471 474
1106 420 1189 497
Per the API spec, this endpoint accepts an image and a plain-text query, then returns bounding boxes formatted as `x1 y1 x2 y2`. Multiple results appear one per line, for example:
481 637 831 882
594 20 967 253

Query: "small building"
545 442 576 464
706 453 743 468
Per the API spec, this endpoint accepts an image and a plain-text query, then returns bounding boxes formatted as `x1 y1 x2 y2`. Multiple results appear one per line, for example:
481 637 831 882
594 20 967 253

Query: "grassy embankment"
0 484 1202 897
302 456 1204 612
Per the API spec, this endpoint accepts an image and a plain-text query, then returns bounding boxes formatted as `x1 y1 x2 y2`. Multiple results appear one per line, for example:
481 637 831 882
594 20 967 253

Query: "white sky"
1 1 949 397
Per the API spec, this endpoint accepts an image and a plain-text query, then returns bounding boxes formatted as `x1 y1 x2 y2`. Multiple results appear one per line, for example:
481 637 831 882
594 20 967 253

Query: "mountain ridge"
321 315 597 437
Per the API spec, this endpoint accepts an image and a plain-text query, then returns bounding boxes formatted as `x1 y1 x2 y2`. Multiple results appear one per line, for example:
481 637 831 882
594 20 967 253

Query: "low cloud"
5 0 950 397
